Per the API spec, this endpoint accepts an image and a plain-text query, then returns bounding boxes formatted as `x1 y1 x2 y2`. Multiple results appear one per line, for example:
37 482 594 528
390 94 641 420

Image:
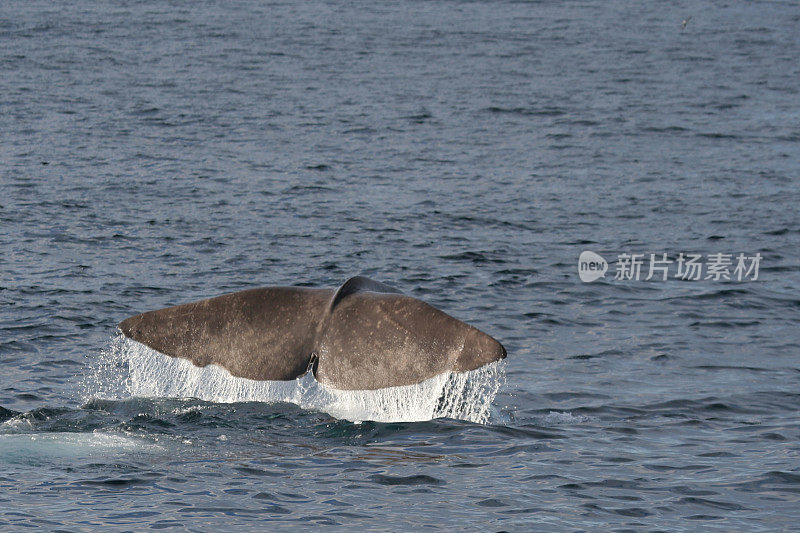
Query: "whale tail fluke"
119 277 506 390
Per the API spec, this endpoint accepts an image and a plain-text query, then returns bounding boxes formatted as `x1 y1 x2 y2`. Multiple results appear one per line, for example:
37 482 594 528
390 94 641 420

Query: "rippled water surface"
2 0 800 530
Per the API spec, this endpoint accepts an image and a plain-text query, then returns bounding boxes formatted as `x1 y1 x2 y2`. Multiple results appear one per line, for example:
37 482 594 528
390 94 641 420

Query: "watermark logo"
579 252 761 282
578 250 608 282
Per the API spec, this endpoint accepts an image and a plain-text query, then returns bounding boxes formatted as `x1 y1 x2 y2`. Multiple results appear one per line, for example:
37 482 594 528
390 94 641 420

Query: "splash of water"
83 334 505 424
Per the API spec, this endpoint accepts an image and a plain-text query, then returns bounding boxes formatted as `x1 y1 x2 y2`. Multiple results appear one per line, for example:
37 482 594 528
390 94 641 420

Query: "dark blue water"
2 0 799 530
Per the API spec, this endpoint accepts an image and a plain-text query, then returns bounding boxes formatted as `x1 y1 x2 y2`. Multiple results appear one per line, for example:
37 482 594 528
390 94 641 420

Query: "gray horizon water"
2 0 800 530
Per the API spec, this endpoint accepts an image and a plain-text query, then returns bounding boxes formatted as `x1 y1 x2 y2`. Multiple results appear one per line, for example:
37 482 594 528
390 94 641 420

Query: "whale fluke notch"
118 277 506 390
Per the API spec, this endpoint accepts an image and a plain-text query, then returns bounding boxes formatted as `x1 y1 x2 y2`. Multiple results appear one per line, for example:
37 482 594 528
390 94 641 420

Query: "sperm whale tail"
119 277 506 390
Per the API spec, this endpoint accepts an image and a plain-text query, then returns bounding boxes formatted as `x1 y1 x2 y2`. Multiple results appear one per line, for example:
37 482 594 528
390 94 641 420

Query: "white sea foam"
85 333 505 424
0 432 161 465
538 411 595 425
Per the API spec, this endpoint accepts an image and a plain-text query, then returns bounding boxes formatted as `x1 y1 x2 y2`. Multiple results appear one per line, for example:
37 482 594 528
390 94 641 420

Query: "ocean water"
2 0 800 530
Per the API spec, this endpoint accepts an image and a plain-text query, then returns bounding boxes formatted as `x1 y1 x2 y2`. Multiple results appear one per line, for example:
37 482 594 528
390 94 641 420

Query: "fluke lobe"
118 276 506 390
